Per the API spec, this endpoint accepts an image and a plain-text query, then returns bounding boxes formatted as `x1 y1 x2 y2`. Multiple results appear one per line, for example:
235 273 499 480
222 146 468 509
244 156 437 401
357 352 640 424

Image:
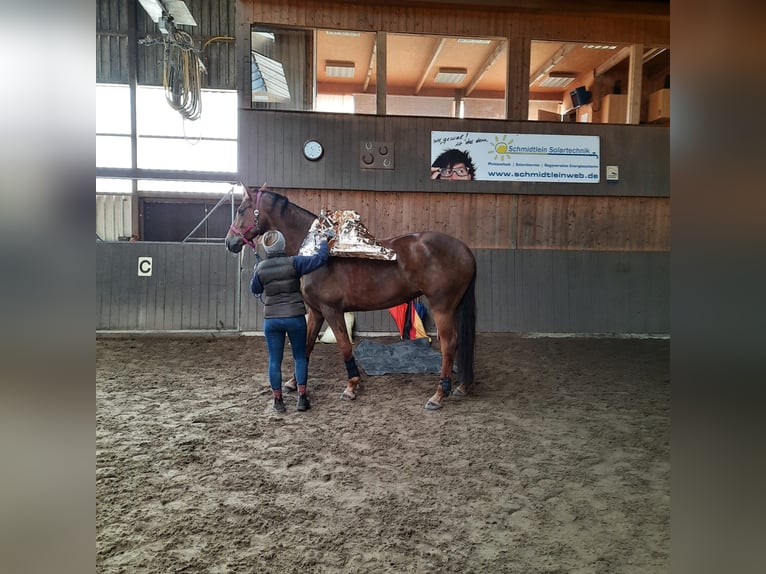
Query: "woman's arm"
292 239 329 277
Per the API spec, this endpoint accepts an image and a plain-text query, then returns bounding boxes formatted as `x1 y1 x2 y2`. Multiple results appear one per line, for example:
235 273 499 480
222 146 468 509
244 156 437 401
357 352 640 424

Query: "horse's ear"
259 181 268 191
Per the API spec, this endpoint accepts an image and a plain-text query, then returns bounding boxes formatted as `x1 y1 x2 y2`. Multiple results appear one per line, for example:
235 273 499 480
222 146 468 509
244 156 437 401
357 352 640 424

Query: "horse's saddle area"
298 210 397 261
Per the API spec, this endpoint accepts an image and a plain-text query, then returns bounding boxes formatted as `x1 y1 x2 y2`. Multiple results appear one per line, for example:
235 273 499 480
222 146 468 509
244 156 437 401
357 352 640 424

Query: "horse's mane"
262 189 316 220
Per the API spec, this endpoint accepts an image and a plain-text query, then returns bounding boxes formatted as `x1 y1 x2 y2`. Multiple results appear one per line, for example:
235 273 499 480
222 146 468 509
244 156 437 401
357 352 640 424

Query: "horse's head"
225 183 272 253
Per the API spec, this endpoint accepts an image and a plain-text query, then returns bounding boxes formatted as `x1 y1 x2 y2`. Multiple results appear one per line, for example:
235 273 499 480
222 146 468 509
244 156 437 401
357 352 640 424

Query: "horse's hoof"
450 387 465 399
340 391 356 401
424 400 442 410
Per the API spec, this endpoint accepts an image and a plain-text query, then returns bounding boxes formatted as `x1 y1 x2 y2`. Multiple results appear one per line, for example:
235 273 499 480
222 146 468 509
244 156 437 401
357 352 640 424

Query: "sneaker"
296 394 311 412
272 397 286 413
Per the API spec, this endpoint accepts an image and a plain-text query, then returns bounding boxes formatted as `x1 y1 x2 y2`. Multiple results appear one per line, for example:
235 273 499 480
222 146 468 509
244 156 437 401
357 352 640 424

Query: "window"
250 26 507 119
528 40 670 124
96 84 238 173
386 33 507 118
96 84 132 168
251 26 313 111
137 87 237 171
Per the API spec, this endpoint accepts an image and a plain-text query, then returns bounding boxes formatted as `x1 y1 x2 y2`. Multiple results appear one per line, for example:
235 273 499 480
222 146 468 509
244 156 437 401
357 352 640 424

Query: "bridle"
229 188 264 249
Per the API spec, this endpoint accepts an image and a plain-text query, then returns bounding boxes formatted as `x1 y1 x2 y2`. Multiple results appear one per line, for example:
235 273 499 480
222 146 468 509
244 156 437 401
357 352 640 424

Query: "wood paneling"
97 0 236 88
245 1 668 47
225 188 667 252
240 0 668 117
517 195 670 251
97 243 669 334
241 110 669 199
96 243 240 330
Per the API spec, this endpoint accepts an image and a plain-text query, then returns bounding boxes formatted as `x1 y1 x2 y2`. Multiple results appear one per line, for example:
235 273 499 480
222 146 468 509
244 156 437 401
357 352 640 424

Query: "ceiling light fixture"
529 43 576 86
434 67 467 84
325 61 356 78
138 0 197 27
325 30 361 37
538 72 577 88
457 38 491 45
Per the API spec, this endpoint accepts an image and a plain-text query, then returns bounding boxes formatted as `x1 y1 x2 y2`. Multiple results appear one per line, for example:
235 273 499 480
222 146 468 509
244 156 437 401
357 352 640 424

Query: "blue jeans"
263 316 308 391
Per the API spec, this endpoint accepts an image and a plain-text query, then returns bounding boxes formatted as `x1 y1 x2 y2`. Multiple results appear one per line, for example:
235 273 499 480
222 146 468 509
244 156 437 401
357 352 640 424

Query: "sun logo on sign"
489 135 513 161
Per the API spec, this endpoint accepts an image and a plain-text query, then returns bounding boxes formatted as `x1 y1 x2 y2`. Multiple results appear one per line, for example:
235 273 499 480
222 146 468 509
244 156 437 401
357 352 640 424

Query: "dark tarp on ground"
353 338 454 376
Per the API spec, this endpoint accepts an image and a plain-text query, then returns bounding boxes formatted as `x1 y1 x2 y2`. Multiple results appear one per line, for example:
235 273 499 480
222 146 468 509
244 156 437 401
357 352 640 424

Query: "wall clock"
303 139 324 161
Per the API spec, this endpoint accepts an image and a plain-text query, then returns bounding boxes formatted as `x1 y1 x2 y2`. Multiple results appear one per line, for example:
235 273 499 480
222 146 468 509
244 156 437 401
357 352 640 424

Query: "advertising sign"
431 131 600 183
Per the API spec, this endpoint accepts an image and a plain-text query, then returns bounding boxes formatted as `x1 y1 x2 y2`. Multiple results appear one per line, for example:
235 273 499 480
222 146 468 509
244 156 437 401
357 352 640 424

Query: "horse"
225 184 476 410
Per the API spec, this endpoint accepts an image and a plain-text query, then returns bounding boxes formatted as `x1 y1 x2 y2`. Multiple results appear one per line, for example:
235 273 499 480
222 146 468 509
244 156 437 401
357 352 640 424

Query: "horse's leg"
323 310 360 401
305 307 324 359
285 308 324 392
424 309 457 410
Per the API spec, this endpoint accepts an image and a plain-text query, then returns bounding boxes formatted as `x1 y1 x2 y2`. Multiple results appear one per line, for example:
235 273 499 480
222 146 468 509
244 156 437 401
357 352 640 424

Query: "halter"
229 188 264 250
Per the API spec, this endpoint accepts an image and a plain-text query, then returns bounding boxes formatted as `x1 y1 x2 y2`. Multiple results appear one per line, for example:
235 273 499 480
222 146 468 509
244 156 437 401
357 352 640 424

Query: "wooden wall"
94 1 670 336
96 0 236 88
267 189 669 252
240 111 669 197
96 242 669 334
237 0 669 114
96 243 240 331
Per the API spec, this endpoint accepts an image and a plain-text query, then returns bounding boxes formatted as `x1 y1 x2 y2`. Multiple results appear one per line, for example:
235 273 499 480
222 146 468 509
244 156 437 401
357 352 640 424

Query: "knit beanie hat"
262 230 286 255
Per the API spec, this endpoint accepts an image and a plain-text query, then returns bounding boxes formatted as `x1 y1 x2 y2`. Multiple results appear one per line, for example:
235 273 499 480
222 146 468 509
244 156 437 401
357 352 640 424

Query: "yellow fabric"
411 310 431 343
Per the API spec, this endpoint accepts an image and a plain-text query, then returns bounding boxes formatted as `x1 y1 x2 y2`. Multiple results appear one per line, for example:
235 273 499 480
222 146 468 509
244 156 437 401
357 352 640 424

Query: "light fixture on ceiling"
583 44 617 50
325 30 361 37
529 43 576 86
538 72 577 88
138 0 197 35
457 38 491 45
434 67 467 84
325 61 356 78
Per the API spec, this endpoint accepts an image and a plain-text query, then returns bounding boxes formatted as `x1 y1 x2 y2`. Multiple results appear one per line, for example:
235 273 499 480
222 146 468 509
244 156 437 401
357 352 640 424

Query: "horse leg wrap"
440 377 452 396
345 358 360 380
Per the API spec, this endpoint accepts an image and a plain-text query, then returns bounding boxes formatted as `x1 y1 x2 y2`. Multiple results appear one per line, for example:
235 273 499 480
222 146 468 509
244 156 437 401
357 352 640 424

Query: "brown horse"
225 184 476 410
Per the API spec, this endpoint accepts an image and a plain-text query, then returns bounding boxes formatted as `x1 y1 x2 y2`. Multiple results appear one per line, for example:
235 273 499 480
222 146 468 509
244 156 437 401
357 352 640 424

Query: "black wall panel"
97 243 669 334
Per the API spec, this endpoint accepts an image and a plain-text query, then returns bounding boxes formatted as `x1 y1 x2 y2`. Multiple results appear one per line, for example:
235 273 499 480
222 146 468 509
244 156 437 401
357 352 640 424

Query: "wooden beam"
376 32 387 115
127 0 139 237
594 46 631 77
626 43 643 124
508 37 530 120
465 40 505 97
97 167 240 182
529 43 575 83
362 41 376 93
415 38 446 95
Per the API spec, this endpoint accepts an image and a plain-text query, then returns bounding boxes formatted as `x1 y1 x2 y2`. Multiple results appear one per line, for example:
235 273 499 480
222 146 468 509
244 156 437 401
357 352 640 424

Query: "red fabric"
388 303 417 340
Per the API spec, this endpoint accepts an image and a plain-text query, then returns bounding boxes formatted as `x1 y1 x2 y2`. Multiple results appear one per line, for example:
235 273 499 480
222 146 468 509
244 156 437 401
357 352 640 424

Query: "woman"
251 229 331 412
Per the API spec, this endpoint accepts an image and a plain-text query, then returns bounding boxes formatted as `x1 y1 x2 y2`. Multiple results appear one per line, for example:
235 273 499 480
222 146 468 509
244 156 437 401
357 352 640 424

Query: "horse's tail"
456 269 477 387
